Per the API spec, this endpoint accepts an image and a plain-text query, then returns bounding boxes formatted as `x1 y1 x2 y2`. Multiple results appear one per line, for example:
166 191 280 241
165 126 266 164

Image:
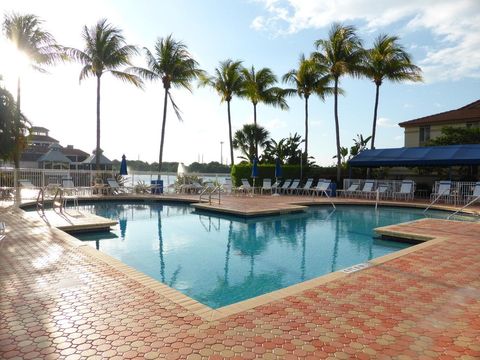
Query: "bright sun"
0 38 31 87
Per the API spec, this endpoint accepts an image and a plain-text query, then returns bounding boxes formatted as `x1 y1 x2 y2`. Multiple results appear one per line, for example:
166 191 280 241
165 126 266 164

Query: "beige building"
399 100 480 147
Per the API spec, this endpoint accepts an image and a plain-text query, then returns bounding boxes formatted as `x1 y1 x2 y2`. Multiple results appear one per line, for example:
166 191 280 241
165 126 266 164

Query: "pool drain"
341 262 371 274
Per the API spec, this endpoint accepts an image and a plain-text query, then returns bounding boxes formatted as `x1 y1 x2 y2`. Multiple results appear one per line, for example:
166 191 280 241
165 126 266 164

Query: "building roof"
31 126 49 133
30 134 59 143
38 144 72 163
399 99 480 128
348 144 480 167
82 152 112 165
62 146 89 157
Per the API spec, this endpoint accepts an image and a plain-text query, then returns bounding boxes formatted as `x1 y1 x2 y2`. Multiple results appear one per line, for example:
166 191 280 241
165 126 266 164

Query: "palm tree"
199 59 244 167
241 66 288 158
128 35 203 174
362 34 422 149
232 124 269 163
313 23 364 183
65 19 142 170
283 54 334 159
3 13 63 167
0 81 29 162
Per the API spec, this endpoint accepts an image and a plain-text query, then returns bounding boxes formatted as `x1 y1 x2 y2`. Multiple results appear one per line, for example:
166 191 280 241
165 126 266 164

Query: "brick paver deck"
1 199 480 359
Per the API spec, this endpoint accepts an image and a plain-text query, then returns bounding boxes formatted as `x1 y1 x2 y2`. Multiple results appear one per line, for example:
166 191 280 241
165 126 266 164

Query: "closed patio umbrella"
251 157 259 193
119 154 128 175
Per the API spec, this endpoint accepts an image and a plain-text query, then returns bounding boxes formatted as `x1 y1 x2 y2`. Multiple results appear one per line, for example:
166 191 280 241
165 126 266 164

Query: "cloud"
252 0 480 82
377 117 397 128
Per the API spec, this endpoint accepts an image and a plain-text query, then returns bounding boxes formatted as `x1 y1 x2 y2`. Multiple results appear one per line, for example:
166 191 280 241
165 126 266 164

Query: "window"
419 126 430 144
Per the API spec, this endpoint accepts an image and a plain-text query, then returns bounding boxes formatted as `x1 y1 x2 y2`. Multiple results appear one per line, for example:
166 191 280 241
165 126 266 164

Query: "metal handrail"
52 187 64 212
36 187 45 213
199 185 222 205
424 189 449 213
447 195 480 219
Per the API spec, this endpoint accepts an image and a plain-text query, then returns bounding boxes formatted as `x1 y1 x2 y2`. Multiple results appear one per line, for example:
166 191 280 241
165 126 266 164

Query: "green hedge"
230 164 363 187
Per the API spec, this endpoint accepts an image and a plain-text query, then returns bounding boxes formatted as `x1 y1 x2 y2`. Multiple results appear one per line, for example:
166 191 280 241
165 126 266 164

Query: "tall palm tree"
312 23 364 183
199 59 244 167
129 35 203 173
65 19 142 170
283 54 334 159
3 13 63 167
232 124 269 163
362 34 422 149
241 66 288 159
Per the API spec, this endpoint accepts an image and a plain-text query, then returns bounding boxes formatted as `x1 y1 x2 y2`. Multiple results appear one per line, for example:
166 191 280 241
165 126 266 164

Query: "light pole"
220 141 224 165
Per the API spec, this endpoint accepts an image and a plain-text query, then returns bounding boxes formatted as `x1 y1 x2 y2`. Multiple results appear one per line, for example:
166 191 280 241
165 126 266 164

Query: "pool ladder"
199 185 221 205
447 195 480 219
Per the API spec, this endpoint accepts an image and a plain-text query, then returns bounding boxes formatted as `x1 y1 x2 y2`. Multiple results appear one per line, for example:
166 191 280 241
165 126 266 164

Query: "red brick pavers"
1 206 480 359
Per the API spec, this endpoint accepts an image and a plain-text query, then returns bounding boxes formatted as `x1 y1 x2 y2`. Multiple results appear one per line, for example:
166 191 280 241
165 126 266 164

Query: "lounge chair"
337 182 359 198
18 179 36 189
310 179 332 197
222 178 232 194
106 178 132 195
465 182 480 204
355 180 375 198
271 179 281 194
261 179 272 195
237 178 253 195
286 179 300 194
430 180 452 203
278 179 292 194
298 178 314 195
0 222 5 241
393 180 415 200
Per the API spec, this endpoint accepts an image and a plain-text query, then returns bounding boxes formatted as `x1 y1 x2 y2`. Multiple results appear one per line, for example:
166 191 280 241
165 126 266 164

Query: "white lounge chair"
278 179 292 194
298 178 314 195
356 180 375 198
261 179 272 195
286 179 300 194
465 182 480 204
393 180 415 200
106 178 132 195
310 180 331 197
430 180 452 203
222 178 232 194
337 182 359 198
18 179 36 188
237 178 253 195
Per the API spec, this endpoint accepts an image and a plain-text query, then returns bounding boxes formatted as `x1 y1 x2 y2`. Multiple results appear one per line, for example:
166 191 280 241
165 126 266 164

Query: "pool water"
74 202 453 308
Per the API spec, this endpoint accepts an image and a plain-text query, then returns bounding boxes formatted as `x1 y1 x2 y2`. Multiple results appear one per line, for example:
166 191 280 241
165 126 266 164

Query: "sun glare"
0 38 31 79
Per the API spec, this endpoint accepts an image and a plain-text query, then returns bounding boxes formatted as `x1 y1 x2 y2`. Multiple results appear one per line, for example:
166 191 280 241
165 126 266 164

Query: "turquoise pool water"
73 202 456 308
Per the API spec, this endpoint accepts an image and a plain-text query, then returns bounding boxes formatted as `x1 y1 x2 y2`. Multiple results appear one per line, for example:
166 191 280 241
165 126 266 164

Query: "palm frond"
168 92 183 121
109 70 143 88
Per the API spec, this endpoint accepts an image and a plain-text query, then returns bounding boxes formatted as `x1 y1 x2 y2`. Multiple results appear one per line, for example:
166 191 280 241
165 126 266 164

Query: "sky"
0 0 479 166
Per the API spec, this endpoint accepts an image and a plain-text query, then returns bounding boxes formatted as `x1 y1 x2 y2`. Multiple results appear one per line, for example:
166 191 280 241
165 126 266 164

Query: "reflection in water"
73 203 430 308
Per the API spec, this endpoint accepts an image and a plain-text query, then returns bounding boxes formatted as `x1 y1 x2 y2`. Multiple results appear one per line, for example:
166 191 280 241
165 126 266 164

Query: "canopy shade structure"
348 144 480 168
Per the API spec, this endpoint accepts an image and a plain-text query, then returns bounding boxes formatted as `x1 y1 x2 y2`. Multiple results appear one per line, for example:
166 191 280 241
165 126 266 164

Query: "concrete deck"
1 195 480 359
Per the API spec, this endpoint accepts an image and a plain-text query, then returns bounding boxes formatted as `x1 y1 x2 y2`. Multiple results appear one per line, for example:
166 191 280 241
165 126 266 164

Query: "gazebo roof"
38 144 72 163
82 151 112 165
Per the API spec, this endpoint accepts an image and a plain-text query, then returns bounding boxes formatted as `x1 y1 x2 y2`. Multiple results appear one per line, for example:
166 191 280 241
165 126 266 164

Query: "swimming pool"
74 202 455 308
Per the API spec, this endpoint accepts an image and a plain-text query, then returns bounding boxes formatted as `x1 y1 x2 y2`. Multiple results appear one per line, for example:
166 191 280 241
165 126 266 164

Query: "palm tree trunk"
95 76 101 171
334 77 342 183
158 88 169 175
227 100 234 166
304 96 309 159
14 76 21 169
371 83 380 149
253 102 258 159
366 83 380 178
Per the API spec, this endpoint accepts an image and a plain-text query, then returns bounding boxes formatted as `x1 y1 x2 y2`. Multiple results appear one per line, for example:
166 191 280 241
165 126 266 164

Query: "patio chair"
310 179 332 197
61 177 79 209
286 179 300 194
271 179 281 194
465 182 480 204
237 178 253 195
430 180 452 203
106 178 132 195
393 180 415 201
222 178 232 194
336 182 359 198
18 179 37 189
298 178 314 195
261 178 272 195
278 179 292 194
355 180 375 198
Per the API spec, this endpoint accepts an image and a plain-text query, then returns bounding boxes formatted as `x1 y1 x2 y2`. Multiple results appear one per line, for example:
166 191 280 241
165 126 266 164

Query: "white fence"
344 178 479 204
0 168 230 193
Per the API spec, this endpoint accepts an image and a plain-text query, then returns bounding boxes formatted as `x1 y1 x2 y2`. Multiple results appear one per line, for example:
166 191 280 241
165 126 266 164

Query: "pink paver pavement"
1 200 480 359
